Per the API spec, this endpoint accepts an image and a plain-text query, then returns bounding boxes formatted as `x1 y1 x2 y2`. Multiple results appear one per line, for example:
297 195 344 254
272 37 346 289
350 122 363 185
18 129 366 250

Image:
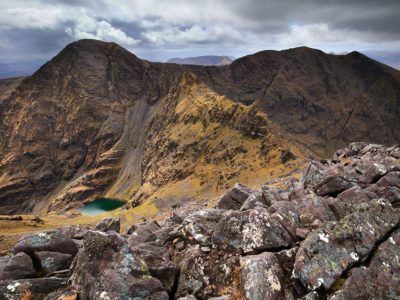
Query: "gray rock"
369 185 400 207
0 255 12 274
303 161 329 189
268 192 336 233
59 224 90 239
0 252 35 280
315 176 354 197
129 243 179 292
363 163 387 184
293 199 399 291
178 296 197 300
175 245 238 299
35 251 73 275
175 246 206 298
0 278 67 300
182 209 226 246
326 186 377 219
145 224 183 246
171 201 207 223
212 208 293 253
13 231 78 256
328 229 400 299
301 291 320 300
94 217 120 233
70 230 166 299
127 220 160 246
240 252 287 299
216 183 254 210
376 171 400 188
240 189 271 210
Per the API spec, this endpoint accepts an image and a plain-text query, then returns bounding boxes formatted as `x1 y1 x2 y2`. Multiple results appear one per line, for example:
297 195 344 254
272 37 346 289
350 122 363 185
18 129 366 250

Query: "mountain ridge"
1 39 400 214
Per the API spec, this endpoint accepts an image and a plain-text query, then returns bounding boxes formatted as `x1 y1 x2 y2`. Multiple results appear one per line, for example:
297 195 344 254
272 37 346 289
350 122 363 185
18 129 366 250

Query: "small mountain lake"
79 198 126 216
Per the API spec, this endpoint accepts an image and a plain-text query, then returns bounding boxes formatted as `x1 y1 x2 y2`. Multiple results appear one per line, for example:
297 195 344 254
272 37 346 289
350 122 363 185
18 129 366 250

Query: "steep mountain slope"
0 40 182 214
0 40 306 214
206 48 400 156
1 39 400 214
167 55 233 66
0 77 24 105
105 72 306 210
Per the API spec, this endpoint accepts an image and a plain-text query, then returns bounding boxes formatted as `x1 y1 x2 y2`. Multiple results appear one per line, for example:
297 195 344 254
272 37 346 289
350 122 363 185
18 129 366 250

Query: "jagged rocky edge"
0 142 399 300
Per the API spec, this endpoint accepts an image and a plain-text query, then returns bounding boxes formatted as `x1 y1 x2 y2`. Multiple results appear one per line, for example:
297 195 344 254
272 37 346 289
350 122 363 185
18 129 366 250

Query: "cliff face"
1 39 400 214
0 40 181 213
208 48 400 156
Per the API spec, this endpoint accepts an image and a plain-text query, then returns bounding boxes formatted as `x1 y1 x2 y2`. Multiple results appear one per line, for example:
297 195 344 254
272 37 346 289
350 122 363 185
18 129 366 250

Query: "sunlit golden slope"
104 72 308 211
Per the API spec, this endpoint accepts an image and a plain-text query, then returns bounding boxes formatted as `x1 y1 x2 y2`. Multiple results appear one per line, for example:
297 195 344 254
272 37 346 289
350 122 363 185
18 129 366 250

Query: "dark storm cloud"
226 0 400 38
1 0 399 77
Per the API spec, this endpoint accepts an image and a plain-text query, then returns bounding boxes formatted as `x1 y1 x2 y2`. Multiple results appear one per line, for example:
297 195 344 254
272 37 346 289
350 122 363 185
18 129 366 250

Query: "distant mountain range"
167 55 234 66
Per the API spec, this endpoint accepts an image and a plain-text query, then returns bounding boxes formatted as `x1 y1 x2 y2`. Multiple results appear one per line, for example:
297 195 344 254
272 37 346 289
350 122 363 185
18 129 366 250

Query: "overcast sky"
1 0 400 77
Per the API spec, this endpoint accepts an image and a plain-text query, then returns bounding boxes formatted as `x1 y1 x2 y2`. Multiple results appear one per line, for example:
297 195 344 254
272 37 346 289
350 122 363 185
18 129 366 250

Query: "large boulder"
370 185 400 207
303 161 330 189
171 201 207 223
212 208 293 254
216 183 254 210
35 251 73 275
240 251 292 300
376 171 400 188
329 229 400 299
314 176 355 197
13 231 78 256
0 252 36 280
0 278 67 300
129 243 179 292
268 192 336 233
182 209 226 246
240 187 275 211
326 186 377 219
293 199 399 291
363 163 387 184
145 224 183 246
70 230 167 299
59 224 90 240
175 245 238 299
127 220 160 247
94 217 121 233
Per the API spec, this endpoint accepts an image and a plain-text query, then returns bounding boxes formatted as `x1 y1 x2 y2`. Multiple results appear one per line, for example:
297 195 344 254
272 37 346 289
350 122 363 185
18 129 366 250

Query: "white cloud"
0 2 139 47
0 7 63 29
66 19 140 46
1 0 400 66
142 24 242 46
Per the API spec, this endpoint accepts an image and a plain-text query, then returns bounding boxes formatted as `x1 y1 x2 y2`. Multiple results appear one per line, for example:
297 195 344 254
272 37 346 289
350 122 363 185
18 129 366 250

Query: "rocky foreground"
0 142 400 300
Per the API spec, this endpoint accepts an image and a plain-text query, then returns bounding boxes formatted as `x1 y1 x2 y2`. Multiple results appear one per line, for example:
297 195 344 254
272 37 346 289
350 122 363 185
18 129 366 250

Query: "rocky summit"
0 142 399 299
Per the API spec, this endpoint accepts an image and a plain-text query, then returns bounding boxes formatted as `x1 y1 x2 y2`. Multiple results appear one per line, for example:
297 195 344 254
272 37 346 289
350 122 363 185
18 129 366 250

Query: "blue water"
80 198 125 216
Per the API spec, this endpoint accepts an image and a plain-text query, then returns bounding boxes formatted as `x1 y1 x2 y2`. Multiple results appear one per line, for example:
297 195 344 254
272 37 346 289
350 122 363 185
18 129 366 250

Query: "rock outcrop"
0 143 399 299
